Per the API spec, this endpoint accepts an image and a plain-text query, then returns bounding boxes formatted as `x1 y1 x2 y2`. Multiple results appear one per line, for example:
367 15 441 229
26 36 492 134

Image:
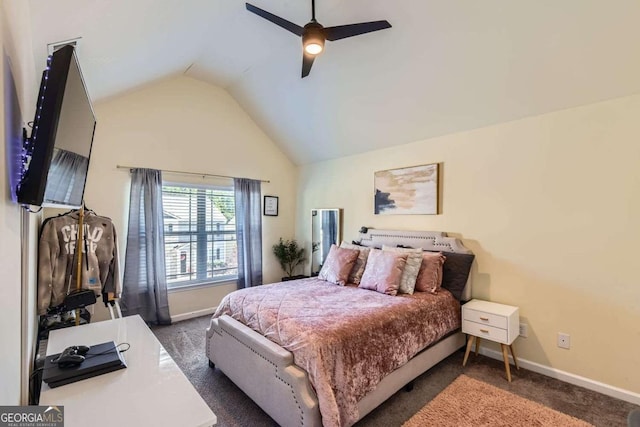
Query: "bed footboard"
206 315 322 427
207 315 465 426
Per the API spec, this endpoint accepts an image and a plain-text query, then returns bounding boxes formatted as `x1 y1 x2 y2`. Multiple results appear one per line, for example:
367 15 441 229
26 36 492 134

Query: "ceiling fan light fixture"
302 22 325 55
304 41 323 55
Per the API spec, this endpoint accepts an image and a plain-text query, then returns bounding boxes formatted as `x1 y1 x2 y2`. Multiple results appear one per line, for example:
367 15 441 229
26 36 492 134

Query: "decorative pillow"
415 252 447 294
358 249 408 296
438 251 475 300
340 241 371 285
382 245 423 294
318 245 360 286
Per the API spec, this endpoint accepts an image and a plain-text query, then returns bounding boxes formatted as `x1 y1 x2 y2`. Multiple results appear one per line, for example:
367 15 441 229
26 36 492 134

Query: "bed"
206 229 474 427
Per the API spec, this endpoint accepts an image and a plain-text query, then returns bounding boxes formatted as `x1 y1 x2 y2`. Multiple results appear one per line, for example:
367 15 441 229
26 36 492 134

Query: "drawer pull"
480 317 489 321
480 329 489 333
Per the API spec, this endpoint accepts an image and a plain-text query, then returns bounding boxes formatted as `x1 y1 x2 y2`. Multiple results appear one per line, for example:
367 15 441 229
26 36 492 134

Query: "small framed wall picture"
264 195 279 216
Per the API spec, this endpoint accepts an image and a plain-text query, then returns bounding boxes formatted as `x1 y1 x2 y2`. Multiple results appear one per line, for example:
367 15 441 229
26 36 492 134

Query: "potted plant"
272 238 307 281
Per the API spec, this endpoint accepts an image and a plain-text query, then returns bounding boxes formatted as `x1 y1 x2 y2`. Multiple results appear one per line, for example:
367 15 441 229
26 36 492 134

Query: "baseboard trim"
171 307 216 323
478 347 640 406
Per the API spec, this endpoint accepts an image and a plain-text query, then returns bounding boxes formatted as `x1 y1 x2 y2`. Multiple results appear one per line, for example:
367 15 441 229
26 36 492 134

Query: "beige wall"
1 0 39 405
296 94 640 395
0 4 21 405
80 76 297 321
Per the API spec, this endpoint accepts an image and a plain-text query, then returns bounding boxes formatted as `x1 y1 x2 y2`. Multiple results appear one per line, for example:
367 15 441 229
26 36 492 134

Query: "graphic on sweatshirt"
60 223 104 255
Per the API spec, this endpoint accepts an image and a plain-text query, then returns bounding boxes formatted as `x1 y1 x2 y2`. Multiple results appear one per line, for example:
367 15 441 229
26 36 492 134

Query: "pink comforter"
212 278 461 427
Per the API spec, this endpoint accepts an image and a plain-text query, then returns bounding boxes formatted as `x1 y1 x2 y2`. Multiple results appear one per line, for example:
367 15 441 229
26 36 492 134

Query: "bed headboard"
356 229 473 301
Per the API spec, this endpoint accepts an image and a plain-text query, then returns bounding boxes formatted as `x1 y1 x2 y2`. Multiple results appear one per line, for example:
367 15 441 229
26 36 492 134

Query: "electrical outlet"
557 332 571 349
519 323 528 338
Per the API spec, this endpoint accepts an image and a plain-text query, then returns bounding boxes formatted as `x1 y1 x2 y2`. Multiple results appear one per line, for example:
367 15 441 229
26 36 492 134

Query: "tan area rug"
402 375 593 427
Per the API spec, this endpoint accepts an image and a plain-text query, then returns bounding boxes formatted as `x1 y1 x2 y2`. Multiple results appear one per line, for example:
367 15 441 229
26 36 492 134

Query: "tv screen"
17 45 96 208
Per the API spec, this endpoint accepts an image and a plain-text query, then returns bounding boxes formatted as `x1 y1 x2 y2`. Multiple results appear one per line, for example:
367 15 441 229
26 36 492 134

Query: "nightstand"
462 299 520 382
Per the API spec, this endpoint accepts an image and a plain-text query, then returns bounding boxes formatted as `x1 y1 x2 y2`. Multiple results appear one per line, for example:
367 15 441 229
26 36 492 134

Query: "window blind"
162 183 238 288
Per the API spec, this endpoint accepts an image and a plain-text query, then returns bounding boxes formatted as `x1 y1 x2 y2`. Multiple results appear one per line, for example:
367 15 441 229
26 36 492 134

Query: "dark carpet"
152 316 638 427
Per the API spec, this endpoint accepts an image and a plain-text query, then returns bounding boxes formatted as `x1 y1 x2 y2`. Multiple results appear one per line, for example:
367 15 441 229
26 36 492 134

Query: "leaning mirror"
311 209 342 276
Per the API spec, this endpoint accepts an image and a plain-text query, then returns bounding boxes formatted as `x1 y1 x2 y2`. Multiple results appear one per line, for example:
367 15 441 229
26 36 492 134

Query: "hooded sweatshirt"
38 211 120 315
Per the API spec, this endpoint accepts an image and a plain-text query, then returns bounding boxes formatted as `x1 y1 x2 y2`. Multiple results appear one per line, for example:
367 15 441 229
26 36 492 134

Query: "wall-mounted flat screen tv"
17 44 96 208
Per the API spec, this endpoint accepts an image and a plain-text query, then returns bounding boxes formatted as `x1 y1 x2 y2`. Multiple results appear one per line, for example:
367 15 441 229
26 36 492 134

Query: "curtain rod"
116 165 270 183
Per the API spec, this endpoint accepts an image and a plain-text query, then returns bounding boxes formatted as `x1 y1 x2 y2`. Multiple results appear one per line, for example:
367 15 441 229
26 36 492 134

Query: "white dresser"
40 315 216 427
462 299 520 381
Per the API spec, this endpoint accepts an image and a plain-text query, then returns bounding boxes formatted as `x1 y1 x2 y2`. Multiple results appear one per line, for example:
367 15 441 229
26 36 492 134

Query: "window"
162 182 237 288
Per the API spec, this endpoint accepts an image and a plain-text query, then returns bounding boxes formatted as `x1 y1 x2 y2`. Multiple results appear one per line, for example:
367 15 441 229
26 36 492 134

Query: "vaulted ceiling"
26 0 640 164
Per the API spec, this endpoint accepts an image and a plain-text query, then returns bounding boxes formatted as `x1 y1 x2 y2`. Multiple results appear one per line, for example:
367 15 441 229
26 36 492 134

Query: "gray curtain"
44 148 89 204
234 178 262 288
321 210 337 263
121 168 171 325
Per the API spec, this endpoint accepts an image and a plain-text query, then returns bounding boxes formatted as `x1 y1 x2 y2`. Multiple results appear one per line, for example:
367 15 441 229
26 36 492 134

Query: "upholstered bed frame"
205 229 473 426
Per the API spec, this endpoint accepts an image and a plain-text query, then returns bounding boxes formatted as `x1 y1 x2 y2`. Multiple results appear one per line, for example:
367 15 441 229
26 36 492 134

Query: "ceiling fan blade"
302 52 315 78
246 3 304 37
324 20 391 41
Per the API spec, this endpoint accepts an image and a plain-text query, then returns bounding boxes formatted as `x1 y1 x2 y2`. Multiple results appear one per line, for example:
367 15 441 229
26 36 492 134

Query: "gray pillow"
438 251 475 300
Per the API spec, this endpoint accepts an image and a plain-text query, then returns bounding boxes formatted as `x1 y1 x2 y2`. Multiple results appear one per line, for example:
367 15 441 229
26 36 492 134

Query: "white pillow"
382 245 423 294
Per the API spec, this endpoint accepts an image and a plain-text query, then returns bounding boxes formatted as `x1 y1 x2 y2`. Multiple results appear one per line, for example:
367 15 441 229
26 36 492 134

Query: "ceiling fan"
245 0 391 78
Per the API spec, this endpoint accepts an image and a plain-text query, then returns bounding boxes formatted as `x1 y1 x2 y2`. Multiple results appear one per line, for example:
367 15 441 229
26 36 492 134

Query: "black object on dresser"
42 341 126 388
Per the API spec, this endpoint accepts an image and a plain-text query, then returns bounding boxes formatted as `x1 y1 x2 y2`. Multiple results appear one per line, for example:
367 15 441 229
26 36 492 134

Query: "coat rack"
68 202 121 322
75 202 85 325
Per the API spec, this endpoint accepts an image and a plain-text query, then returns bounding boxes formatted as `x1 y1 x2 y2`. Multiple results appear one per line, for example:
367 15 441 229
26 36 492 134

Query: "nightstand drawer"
463 308 508 329
462 320 508 343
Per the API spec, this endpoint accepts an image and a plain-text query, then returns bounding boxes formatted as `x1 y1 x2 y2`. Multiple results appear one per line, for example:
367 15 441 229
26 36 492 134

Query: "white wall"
0 0 39 405
296 94 640 398
82 76 297 321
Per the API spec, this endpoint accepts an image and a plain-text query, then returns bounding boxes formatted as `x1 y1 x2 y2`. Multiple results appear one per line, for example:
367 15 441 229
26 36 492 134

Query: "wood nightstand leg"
509 344 519 370
475 337 481 356
463 335 475 366
501 344 512 382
